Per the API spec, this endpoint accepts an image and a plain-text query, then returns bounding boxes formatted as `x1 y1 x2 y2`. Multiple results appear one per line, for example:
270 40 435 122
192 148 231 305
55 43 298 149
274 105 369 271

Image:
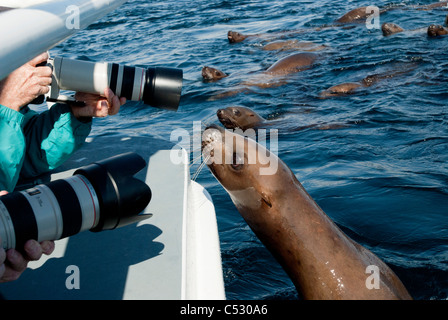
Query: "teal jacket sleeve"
0 105 26 192
19 103 92 180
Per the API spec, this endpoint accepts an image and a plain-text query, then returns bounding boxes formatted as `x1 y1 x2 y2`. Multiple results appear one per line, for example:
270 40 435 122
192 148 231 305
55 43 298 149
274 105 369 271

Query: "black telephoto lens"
143 67 183 110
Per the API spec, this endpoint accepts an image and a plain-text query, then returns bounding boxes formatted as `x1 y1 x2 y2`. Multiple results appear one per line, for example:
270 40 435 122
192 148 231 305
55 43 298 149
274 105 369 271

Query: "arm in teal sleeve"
19 103 92 179
0 105 26 192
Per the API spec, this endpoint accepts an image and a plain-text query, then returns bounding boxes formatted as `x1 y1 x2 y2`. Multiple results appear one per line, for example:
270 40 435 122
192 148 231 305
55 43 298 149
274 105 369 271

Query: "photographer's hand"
0 52 52 111
0 191 55 283
71 88 126 119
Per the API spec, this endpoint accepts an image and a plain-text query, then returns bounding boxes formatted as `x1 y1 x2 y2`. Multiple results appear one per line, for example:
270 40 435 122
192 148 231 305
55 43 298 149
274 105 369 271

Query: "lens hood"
144 67 183 110
74 152 152 232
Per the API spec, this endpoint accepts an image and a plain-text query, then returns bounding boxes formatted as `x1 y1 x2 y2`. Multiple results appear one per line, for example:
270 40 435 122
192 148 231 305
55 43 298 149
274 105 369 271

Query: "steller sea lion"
261 40 327 52
320 64 416 98
202 66 228 81
382 19 448 36
427 24 448 37
227 30 251 43
201 125 412 300
381 22 405 36
227 30 309 44
202 52 317 82
227 6 389 44
264 52 317 76
202 53 318 99
335 6 376 24
217 106 347 132
415 1 448 10
217 106 267 130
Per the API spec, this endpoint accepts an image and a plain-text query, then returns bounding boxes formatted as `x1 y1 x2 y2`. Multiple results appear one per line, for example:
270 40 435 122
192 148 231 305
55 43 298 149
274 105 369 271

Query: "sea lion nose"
217 109 224 116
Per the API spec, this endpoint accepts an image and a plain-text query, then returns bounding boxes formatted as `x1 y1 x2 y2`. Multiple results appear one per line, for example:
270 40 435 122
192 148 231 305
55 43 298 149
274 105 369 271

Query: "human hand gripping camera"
0 52 182 282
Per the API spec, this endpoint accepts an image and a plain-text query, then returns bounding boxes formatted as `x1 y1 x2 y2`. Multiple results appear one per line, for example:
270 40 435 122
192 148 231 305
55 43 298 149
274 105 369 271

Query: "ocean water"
52 0 447 300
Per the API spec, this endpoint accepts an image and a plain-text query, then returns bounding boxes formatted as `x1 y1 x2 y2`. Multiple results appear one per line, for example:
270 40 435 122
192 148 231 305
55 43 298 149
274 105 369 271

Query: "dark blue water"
52 0 447 300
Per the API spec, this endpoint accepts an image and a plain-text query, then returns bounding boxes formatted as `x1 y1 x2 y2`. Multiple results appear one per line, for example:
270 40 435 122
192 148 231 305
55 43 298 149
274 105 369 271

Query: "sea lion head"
381 23 404 36
228 31 247 43
216 106 265 130
427 24 448 37
202 125 292 218
202 66 228 81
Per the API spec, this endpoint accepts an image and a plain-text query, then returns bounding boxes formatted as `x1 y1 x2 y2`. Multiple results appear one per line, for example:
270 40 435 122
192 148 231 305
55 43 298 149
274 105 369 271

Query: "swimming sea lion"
427 24 448 37
319 73 391 98
217 106 267 130
381 21 448 37
336 6 375 24
228 31 251 43
202 125 412 300
217 106 347 132
320 82 364 98
202 66 228 81
416 1 448 10
227 6 384 45
202 53 317 98
264 52 316 76
210 51 318 81
262 40 327 52
320 64 416 98
382 22 404 36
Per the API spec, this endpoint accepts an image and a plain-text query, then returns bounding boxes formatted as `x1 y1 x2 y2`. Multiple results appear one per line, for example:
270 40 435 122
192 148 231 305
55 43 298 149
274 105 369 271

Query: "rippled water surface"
52 0 447 299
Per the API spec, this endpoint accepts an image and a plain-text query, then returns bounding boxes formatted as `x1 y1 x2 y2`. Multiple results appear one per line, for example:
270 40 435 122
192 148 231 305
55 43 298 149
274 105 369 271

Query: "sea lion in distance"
335 6 378 24
427 24 448 37
203 52 317 82
202 53 317 99
217 106 266 130
382 22 405 36
382 22 448 37
202 66 228 81
217 106 347 132
202 125 412 300
320 64 416 98
227 6 383 44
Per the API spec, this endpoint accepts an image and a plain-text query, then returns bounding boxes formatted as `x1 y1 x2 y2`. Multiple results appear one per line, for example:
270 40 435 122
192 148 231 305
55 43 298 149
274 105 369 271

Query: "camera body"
37 57 183 110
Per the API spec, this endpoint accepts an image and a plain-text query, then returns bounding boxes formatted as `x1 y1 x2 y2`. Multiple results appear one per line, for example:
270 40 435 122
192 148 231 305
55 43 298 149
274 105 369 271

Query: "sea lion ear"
261 191 272 208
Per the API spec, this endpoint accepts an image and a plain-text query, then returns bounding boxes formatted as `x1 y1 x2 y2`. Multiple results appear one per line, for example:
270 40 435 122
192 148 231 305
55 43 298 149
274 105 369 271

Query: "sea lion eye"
232 109 241 116
230 153 244 170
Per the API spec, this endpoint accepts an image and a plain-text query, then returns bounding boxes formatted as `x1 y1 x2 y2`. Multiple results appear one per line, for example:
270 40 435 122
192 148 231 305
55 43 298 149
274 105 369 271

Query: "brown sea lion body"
227 6 386 45
203 53 317 99
217 106 347 132
427 24 448 37
382 21 448 36
202 52 317 82
262 40 327 52
382 22 405 36
202 125 412 300
265 52 317 76
415 1 448 10
217 106 267 130
202 66 228 81
336 6 374 24
320 65 416 98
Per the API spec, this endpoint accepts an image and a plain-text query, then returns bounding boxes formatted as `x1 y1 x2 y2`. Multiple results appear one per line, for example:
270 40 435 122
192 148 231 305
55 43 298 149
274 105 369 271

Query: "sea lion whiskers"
191 154 211 181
